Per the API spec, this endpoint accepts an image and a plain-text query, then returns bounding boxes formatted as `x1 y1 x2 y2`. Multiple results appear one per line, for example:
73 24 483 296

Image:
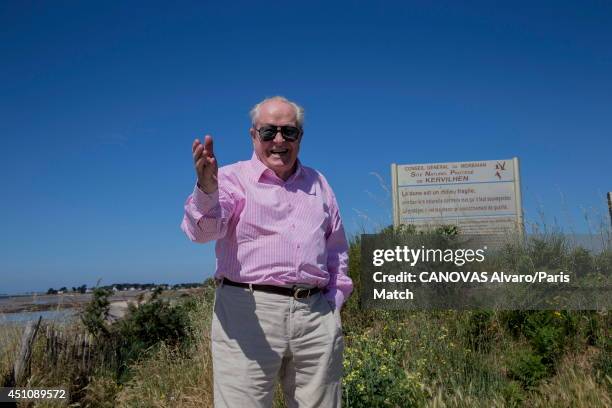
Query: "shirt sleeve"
180 172 237 243
322 189 353 310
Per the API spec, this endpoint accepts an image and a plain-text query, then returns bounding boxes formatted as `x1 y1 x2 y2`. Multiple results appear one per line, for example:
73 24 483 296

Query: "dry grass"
113 292 288 408
113 291 215 407
0 323 22 383
427 387 507 408
2 233 610 408
528 351 612 408
115 342 213 407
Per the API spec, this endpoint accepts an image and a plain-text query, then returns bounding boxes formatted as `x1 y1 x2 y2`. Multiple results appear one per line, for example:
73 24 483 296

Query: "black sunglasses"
254 125 302 142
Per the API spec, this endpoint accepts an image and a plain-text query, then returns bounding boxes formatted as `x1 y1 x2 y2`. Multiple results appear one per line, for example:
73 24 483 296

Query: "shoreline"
0 288 201 315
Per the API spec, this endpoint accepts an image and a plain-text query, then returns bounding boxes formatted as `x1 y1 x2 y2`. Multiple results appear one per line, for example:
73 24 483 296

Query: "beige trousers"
211 283 344 408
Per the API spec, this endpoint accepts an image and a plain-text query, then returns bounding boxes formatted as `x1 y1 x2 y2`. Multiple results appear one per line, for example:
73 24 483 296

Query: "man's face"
250 100 301 181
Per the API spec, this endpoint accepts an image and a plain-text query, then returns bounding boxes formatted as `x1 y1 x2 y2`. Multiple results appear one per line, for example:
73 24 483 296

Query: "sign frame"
392 157 524 236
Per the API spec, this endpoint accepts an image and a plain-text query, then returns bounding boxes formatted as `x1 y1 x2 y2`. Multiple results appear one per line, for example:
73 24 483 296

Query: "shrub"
500 311 577 370
566 247 594 278
81 288 192 383
110 291 192 380
81 287 112 337
343 333 427 407
501 381 526 407
114 290 215 408
464 311 497 352
507 349 548 388
524 311 577 367
117 290 191 349
527 324 565 367
500 311 529 338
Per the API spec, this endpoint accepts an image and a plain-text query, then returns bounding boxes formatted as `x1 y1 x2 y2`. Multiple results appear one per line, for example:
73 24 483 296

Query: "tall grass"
113 286 215 407
0 324 22 385
529 354 611 407
0 230 610 407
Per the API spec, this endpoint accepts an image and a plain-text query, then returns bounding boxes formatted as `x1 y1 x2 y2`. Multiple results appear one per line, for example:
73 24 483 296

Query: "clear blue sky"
1 1 611 294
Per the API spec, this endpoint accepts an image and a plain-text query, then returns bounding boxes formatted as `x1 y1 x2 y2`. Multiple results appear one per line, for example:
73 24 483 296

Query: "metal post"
607 192 612 228
391 163 399 229
512 157 524 239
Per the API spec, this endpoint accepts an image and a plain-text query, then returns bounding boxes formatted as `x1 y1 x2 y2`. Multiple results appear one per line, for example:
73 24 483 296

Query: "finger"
206 155 217 170
193 144 204 162
200 156 216 173
196 157 208 172
192 138 200 153
204 135 214 157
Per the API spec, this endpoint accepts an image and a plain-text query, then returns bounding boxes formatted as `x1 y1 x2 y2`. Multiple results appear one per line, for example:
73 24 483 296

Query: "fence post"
608 191 612 225
13 316 42 385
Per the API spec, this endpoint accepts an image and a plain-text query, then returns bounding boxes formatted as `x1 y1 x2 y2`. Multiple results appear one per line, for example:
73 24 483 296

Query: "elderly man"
181 96 353 408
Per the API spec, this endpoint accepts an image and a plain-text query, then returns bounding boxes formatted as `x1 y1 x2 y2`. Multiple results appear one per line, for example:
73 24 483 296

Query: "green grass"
1 231 610 407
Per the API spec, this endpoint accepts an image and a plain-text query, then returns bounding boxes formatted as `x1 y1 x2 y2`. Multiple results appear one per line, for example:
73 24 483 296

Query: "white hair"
249 96 305 128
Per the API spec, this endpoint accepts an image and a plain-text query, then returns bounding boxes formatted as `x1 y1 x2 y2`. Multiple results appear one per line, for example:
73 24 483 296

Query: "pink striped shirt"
181 153 353 309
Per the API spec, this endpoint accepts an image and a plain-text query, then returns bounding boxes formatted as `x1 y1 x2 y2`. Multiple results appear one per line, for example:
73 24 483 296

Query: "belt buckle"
293 287 311 299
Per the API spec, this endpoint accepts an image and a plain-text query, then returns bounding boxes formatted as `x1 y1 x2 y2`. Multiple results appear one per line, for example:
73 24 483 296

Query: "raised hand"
192 135 218 193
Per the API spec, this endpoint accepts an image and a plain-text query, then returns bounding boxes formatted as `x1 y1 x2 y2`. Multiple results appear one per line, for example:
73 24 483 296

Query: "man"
181 96 353 408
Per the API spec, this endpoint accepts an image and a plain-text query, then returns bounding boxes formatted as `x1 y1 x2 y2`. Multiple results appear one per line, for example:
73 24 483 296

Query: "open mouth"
270 148 289 156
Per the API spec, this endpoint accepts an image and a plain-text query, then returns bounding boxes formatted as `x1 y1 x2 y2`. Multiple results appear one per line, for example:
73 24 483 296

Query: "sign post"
608 192 612 228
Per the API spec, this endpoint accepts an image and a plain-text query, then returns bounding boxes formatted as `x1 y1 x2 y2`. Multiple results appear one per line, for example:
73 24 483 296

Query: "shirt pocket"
296 189 331 242
234 201 281 243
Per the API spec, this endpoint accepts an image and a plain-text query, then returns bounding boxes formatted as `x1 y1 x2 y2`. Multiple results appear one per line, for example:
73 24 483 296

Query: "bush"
501 310 581 388
81 288 193 383
527 324 565 367
117 290 191 349
464 311 498 352
343 333 427 407
81 287 112 337
566 247 594 279
524 311 577 367
507 349 548 388
500 311 578 370
114 290 216 408
501 381 526 407
500 310 529 338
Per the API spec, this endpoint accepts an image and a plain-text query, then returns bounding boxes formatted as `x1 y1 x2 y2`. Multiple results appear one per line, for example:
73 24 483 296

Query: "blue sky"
1 1 611 294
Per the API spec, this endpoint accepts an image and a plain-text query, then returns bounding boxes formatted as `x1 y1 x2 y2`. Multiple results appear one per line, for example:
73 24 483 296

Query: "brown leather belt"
222 278 320 299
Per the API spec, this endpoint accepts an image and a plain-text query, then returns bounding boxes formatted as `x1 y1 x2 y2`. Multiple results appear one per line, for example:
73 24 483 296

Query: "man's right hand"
192 135 218 193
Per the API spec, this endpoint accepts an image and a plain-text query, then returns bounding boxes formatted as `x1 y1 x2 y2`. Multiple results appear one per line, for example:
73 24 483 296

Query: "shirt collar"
248 152 303 184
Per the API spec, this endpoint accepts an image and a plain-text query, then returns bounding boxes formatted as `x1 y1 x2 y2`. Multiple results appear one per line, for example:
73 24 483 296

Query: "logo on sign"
495 161 506 180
